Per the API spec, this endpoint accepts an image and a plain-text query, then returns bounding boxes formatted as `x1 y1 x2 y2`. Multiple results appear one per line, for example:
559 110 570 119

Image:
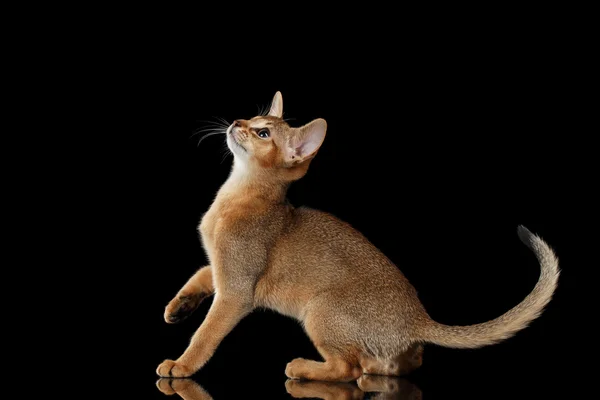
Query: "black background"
93 33 593 399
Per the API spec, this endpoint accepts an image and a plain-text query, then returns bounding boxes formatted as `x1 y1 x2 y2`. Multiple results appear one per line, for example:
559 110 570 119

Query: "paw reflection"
286 376 421 399
156 378 213 400
358 376 421 399
286 379 363 399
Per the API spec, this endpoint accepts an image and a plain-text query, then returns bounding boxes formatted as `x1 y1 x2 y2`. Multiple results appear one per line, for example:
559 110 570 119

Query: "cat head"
226 92 327 181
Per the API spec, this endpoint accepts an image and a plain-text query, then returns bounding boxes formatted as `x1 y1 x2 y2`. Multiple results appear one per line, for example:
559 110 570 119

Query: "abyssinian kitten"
157 92 559 381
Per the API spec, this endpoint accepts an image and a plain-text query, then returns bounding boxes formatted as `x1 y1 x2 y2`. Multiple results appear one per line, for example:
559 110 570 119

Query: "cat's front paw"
156 359 194 378
164 293 206 324
285 358 305 379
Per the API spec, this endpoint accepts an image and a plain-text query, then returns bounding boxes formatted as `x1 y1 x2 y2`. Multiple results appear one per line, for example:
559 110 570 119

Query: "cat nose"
233 120 242 127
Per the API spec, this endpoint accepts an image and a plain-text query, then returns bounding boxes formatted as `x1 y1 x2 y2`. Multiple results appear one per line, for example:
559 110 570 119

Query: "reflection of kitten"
287 376 422 400
156 377 421 400
157 92 559 381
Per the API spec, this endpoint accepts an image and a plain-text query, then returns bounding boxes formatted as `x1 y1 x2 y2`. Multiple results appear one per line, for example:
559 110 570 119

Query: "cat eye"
257 129 270 139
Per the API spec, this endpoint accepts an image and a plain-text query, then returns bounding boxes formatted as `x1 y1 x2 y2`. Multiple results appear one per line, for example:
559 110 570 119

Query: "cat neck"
219 159 289 203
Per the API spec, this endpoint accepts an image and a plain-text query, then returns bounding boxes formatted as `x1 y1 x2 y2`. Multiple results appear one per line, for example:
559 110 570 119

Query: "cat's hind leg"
359 345 424 376
285 345 363 382
164 266 214 324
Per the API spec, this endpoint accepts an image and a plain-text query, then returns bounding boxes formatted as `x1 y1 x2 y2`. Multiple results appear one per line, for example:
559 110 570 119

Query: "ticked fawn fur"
157 92 559 381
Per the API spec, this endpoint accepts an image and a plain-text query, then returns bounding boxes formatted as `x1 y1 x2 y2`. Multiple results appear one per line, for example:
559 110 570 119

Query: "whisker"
190 116 231 147
195 119 229 127
220 143 232 164
195 126 226 133
189 116 233 153
192 126 225 132
190 130 224 142
193 123 229 130
194 118 230 130
214 116 231 126
196 131 225 147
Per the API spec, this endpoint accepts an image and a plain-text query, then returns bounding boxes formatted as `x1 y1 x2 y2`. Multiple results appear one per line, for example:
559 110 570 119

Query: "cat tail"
421 225 560 349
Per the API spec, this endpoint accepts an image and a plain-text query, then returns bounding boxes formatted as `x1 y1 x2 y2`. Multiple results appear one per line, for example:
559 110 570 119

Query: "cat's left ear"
287 118 327 163
268 91 283 118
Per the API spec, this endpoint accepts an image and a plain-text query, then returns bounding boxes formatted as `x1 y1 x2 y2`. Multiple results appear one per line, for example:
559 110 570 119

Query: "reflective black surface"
156 376 422 399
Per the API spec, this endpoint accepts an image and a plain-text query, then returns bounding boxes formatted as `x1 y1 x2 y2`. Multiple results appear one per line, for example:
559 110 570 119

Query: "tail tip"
517 225 535 245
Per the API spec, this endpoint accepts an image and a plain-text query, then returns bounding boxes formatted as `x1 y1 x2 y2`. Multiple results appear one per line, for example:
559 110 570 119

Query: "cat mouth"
227 129 247 152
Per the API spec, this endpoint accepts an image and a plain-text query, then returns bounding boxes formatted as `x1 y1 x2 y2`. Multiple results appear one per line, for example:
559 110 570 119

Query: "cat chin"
226 134 248 157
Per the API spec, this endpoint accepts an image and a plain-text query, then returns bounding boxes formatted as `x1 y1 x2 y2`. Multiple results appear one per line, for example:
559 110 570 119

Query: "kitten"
157 92 559 381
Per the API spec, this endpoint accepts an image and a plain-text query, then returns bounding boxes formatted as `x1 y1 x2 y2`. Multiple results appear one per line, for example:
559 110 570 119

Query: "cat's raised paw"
156 359 194 378
164 293 206 324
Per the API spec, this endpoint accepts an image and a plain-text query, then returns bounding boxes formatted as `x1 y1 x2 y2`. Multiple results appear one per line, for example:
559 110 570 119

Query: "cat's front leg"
157 293 252 377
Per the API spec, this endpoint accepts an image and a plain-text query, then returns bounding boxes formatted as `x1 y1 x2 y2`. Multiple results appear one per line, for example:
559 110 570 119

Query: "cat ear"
287 118 327 162
268 91 283 118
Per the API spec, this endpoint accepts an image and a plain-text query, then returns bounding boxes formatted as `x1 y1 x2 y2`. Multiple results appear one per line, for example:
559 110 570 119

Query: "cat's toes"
285 358 305 379
156 359 194 378
164 293 205 324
